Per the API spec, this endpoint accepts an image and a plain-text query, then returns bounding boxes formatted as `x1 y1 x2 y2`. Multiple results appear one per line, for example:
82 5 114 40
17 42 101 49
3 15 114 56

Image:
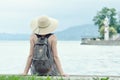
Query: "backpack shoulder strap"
35 33 53 38
35 34 42 38
45 33 53 39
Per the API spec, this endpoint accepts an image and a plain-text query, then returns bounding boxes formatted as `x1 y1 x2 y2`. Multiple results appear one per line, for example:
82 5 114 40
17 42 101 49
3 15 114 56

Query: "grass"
0 75 67 80
93 77 109 80
0 75 112 80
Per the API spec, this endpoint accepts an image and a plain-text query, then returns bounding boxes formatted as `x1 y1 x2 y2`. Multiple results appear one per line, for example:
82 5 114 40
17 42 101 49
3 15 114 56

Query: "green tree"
93 7 118 29
117 12 120 33
99 26 117 38
117 25 120 33
93 7 119 38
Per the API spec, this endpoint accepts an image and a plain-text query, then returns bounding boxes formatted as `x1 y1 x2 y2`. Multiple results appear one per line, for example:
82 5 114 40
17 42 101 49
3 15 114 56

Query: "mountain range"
0 24 99 41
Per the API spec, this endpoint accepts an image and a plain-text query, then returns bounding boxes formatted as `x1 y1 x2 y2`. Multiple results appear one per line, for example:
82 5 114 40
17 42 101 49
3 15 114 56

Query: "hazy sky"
0 0 120 33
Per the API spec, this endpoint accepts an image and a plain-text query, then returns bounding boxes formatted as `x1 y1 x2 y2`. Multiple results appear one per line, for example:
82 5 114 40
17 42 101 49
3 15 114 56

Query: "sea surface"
0 41 120 76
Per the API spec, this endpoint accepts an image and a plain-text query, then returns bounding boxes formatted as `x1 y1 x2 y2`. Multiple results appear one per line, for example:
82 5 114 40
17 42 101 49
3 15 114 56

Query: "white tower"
103 16 109 40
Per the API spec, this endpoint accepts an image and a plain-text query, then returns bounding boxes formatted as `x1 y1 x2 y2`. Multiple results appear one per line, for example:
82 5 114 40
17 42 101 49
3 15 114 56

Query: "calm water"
0 41 120 76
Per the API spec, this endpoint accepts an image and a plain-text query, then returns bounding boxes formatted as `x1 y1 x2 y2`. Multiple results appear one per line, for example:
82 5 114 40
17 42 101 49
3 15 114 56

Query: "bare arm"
23 35 35 75
51 36 65 75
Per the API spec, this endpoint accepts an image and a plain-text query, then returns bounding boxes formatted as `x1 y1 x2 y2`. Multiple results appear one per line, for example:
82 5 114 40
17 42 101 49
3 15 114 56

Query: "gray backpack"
32 34 53 75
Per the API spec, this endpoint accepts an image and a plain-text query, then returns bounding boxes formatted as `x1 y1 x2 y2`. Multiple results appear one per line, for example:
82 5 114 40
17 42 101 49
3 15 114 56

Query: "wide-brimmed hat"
30 15 58 35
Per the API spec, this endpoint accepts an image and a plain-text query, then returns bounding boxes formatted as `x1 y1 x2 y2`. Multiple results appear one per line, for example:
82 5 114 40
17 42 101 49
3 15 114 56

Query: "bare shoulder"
49 34 57 42
30 34 37 43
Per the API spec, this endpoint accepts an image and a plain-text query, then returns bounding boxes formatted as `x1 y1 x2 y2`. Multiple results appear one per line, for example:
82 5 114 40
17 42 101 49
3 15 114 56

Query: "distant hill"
55 24 99 40
0 33 30 40
0 24 99 41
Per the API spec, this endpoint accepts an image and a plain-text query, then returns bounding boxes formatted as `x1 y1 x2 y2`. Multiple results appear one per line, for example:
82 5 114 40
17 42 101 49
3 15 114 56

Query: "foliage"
117 25 120 33
93 7 117 29
0 75 111 80
99 26 117 38
99 26 105 39
0 75 68 80
93 77 109 80
0 75 51 80
93 7 120 38
109 27 117 37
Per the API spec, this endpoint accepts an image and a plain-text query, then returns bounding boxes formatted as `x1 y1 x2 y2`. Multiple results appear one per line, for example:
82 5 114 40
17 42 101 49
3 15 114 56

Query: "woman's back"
30 33 59 76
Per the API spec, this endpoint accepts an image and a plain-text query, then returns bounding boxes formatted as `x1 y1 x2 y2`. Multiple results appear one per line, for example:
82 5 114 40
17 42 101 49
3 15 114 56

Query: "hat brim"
30 17 58 35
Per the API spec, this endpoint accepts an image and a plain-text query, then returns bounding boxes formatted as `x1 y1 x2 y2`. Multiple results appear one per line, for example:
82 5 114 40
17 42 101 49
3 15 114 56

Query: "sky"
0 0 120 34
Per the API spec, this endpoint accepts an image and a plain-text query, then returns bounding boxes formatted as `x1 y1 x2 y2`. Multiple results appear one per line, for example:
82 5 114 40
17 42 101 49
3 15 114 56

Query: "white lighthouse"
103 16 109 40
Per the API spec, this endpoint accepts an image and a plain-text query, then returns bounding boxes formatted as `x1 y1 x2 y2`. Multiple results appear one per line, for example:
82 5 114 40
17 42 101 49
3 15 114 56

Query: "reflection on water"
0 41 120 75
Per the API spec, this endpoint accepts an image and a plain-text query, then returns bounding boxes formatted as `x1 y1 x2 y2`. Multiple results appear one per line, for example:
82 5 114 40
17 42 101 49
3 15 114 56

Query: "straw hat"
30 15 58 35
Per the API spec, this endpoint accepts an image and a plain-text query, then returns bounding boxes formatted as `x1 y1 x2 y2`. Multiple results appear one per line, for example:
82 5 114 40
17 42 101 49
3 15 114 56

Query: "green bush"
99 26 117 38
93 77 109 80
0 75 111 80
